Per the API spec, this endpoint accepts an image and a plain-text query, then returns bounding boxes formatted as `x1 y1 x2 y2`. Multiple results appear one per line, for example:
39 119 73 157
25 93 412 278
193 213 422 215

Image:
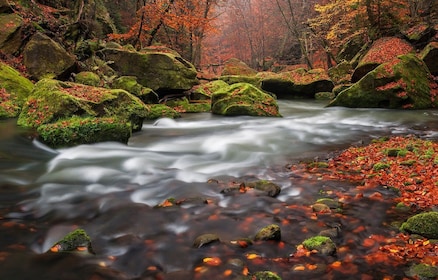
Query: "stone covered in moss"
37 117 131 148
407 263 438 279
211 83 281 117
74 71 101 86
220 75 261 87
49 229 94 254
260 68 334 99
351 37 413 82
191 80 229 100
0 61 34 118
328 54 437 109
145 104 180 120
246 180 281 197
254 224 281 241
0 13 22 55
17 79 149 131
420 41 438 75
23 32 76 80
328 61 353 85
400 212 438 239
112 76 159 104
302 235 336 255
100 47 198 93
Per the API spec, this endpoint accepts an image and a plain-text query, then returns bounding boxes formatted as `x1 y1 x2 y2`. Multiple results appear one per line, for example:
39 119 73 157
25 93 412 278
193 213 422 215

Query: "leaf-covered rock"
351 37 413 82
327 54 438 109
211 82 281 117
112 76 159 104
0 61 34 118
191 80 229 101
17 79 149 132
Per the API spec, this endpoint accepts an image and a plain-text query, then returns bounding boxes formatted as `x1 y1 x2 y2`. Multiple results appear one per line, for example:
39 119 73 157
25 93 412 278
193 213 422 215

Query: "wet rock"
230 238 253 248
319 223 342 238
311 203 330 213
406 263 438 279
254 224 281 241
23 32 76 80
315 198 342 209
48 229 94 254
193 233 220 248
211 82 281 117
246 180 281 197
302 236 336 256
400 212 438 239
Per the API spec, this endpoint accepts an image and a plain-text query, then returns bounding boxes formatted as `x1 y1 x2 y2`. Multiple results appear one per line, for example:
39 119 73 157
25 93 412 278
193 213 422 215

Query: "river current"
0 100 437 279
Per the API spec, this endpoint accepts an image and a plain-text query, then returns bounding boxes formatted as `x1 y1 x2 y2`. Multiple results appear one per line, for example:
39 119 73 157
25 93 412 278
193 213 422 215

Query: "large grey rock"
23 32 76 80
0 13 22 54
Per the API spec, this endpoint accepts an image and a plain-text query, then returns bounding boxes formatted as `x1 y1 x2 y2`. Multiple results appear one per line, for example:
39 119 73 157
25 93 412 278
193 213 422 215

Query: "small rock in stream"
254 224 281 241
302 235 336 256
246 180 281 197
48 228 95 254
193 233 220 248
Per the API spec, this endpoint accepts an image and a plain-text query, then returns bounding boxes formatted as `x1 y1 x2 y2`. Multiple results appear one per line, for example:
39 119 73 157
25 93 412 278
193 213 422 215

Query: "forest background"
7 0 438 75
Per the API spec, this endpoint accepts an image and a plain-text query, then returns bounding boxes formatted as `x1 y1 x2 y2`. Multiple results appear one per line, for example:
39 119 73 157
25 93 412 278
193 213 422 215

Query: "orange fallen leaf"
203 257 222 266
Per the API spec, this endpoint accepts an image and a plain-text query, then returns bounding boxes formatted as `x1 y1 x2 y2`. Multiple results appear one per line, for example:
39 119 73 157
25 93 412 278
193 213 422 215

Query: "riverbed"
0 100 437 279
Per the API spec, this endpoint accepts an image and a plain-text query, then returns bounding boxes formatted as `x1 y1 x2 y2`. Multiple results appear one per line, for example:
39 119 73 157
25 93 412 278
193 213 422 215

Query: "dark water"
0 100 437 279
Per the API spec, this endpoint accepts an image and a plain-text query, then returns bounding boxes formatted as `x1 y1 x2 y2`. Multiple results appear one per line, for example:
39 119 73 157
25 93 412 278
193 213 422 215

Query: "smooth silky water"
0 100 437 279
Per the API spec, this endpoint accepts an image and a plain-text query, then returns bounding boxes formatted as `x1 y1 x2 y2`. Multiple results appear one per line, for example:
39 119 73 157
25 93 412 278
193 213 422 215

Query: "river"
0 100 437 279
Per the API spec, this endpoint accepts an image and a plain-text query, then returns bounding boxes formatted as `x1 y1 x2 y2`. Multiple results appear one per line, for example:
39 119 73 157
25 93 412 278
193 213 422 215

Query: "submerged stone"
254 224 281 241
193 233 220 248
246 180 281 197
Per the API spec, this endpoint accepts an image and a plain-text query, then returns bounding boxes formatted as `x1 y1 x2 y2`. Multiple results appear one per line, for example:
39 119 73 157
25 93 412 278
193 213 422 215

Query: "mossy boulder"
211 83 281 117
74 71 101 87
191 80 229 101
17 79 149 131
420 42 438 75
245 180 281 197
400 212 438 239
254 224 281 241
328 61 353 85
351 37 413 82
221 58 257 76
0 0 12 13
23 32 76 80
243 271 282 280
0 13 22 55
260 68 334 99
0 61 34 118
99 47 198 97
48 229 94 254
327 54 438 109
302 235 336 256
112 76 159 104
145 104 180 119
219 75 261 87
407 263 438 279
37 117 131 148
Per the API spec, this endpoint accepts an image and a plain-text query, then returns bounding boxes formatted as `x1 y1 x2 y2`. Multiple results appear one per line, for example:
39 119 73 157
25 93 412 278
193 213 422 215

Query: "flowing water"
0 100 437 279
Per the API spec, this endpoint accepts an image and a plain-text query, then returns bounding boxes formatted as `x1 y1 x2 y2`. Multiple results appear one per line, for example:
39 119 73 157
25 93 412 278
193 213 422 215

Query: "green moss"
254 224 281 241
302 235 336 255
384 148 408 157
373 162 391 170
409 263 438 279
245 271 282 280
145 104 180 120
165 98 211 113
308 161 329 168
50 229 94 254
75 71 101 86
37 116 131 148
400 212 438 239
